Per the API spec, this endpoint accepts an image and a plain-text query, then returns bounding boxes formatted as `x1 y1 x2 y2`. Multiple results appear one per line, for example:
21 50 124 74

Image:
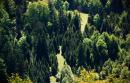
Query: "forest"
0 0 130 83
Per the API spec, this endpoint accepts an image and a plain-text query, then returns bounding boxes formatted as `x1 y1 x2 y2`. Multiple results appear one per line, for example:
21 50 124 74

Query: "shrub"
8 73 32 83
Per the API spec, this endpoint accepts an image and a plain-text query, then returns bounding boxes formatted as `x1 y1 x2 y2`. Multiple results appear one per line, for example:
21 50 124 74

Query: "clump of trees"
0 0 130 83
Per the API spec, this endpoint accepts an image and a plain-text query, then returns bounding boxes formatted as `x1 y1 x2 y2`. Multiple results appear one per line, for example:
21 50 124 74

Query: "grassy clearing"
50 46 65 83
56 46 65 72
80 13 88 33
50 76 57 83
56 53 65 72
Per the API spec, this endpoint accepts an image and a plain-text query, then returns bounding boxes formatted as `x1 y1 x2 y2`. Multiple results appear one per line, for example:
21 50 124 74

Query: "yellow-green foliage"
73 68 130 83
74 68 100 83
8 73 32 83
107 74 130 83
26 1 50 22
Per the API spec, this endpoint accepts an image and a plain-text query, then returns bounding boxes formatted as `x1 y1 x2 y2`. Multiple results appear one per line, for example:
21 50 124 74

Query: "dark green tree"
0 58 7 83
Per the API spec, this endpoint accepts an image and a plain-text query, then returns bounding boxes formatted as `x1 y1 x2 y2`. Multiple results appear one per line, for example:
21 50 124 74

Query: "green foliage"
50 54 58 76
110 0 124 13
70 0 103 14
102 59 130 80
96 39 108 64
126 34 130 50
93 14 101 29
78 38 92 67
121 67 130 79
62 29 82 68
96 39 108 56
87 0 103 14
60 63 74 83
0 0 130 83
8 73 32 83
119 11 129 38
99 70 107 79
0 58 7 82
124 55 130 70
17 34 26 47
0 8 10 28
29 59 50 83
26 1 50 23
3 0 16 18
84 24 96 37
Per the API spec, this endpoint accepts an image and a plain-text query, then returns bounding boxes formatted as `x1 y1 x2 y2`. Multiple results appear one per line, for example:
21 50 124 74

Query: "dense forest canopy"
0 0 130 83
